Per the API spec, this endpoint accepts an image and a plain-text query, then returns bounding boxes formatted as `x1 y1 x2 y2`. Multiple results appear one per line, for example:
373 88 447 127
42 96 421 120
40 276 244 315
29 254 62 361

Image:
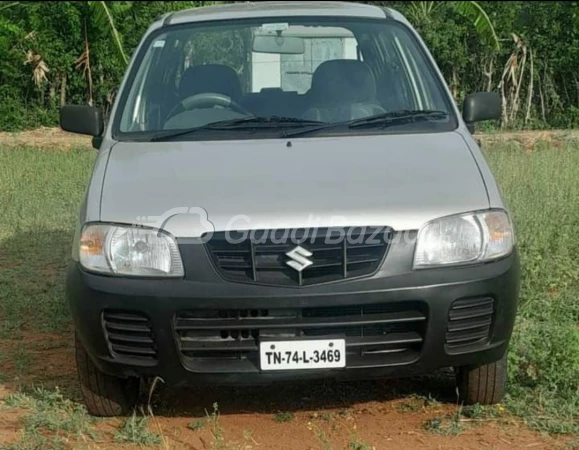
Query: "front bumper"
68 248 520 387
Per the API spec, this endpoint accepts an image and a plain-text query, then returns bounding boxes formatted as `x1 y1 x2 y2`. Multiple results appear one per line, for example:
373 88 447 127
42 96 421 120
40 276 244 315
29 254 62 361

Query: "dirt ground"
1 126 579 150
0 127 93 149
0 128 577 449
0 331 574 450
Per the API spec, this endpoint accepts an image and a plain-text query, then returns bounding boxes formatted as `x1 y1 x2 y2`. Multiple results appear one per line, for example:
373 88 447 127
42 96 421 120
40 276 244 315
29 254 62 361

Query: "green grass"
273 411 295 423
0 147 96 335
397 394 441 413
2 387 96 449
188 419 206 431
484 141 579 435
0 141 578 446
423 416 465 436
114 414 162 445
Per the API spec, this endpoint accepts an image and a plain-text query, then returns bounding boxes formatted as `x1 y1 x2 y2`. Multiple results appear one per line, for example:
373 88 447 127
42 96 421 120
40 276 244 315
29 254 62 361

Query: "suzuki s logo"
285 246 313 272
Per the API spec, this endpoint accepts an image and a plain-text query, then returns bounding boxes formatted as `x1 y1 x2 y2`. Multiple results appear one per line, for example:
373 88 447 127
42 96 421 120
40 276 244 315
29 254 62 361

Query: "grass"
0 140 578 447
273 411 295 423
114 414 162 445
484 141 579 435
423 404 507 437
2 387 96 449
423 416 465 436
188 419 206 431
397 394 441 413
0 147 96 335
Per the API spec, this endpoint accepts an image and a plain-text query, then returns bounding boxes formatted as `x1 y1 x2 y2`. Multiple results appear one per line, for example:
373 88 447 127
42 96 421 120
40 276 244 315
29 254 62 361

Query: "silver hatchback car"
61 1 519 417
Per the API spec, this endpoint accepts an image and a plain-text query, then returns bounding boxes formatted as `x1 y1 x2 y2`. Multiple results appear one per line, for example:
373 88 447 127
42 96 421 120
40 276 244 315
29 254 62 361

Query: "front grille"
446 297 494 351
102 311 157 363
205 227 392 287
175 303 427 372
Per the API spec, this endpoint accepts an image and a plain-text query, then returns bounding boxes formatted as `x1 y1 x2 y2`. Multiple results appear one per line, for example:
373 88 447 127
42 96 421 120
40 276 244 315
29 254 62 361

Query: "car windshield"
115 17 457 140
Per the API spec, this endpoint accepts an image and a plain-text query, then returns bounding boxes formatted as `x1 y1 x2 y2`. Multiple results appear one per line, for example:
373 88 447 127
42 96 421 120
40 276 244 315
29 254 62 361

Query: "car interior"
161 58 410 130
123 21 447 133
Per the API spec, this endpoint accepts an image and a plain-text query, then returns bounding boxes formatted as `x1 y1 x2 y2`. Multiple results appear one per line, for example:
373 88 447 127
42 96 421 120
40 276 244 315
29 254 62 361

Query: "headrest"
310 60 376 103
179 64 242 100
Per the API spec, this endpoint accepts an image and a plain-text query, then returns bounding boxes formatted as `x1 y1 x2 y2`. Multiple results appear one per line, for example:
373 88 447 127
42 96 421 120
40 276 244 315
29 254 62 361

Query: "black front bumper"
68 247 520 387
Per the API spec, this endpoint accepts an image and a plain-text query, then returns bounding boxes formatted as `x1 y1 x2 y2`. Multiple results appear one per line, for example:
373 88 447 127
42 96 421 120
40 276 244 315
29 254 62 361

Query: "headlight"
79 224 184 277
413 210 514 268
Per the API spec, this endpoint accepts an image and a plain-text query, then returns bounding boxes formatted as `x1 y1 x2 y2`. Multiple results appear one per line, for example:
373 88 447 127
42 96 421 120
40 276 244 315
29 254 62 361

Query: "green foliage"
273 411 296 423
1 2 579 130
3 387 97 449
423 416 464 436
345 439 373 450
114 414 162 445
0 147 96 334
188 419 206 431
453 1 500 50
484 140 579 434
88 1 131 64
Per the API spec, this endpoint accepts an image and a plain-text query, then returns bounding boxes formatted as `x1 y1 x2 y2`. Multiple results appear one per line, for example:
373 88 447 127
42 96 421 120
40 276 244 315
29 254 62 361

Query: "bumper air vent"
102 311 157 364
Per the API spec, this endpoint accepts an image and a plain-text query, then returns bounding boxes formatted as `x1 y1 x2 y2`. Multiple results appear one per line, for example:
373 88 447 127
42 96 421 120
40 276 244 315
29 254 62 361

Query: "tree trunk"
539 64 547 122
451 67 459 103
484 57 494 92
574 74 579 107
83 18 93 106
525 49 534 125
562 75 571 105
500 79 508 128
60 73 67 105
511 47 527 123
49 81 56 103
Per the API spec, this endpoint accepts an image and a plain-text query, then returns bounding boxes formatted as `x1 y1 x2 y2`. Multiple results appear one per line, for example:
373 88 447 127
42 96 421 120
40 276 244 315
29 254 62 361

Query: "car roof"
163 1 403 26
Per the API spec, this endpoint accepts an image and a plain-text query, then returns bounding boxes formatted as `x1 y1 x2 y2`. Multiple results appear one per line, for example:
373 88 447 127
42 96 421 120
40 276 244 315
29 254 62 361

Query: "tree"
88 1 131 65
407 1 500 50
75 2 132 105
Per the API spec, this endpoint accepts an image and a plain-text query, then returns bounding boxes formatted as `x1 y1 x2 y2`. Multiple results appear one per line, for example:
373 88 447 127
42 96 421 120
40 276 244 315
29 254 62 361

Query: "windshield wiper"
283 110 449 138
150 117 327 142
348 110 449 129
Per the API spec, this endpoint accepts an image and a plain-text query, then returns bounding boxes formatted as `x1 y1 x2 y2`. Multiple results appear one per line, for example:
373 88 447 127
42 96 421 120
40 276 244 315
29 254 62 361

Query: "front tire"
456 354 508 405
75 333 140 417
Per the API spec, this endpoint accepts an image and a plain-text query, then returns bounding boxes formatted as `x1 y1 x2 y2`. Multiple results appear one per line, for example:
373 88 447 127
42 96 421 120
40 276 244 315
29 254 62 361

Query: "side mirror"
462 92 502 124
60 105 104 137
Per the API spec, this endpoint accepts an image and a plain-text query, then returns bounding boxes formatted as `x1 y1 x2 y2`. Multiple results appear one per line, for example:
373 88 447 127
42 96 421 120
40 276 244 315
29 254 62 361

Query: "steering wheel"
166 92 252 121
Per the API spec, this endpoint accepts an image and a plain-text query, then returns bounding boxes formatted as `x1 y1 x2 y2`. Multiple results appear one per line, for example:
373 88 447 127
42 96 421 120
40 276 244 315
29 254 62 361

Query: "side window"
120 35 168 132
367 33 414 112
382 27 448 112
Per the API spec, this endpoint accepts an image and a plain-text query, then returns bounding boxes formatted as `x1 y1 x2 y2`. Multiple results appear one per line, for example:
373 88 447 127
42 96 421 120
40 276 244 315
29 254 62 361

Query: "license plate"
259 339 346 371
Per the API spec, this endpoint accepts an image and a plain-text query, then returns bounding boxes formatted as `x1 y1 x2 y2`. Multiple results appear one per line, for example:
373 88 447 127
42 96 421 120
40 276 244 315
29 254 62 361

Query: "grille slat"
181 340 258 352
107 332 154 345
447 317 492 333
104 313 149 322
449 304 494 321
450 297 494 310
175 310 426 331
104 322 151 333
446 327 491 345
111 344 157 356
346 332 423 347
205 227 392 287
103 311 157 363
446 297 494 351
175 303 426 371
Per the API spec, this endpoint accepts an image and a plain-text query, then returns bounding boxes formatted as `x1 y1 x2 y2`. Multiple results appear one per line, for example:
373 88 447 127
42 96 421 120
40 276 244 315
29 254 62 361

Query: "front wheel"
455 354 508 405
75 333 140 417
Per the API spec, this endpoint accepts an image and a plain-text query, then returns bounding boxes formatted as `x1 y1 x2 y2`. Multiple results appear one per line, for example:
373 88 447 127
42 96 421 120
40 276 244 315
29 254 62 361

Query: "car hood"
100 132 489 237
